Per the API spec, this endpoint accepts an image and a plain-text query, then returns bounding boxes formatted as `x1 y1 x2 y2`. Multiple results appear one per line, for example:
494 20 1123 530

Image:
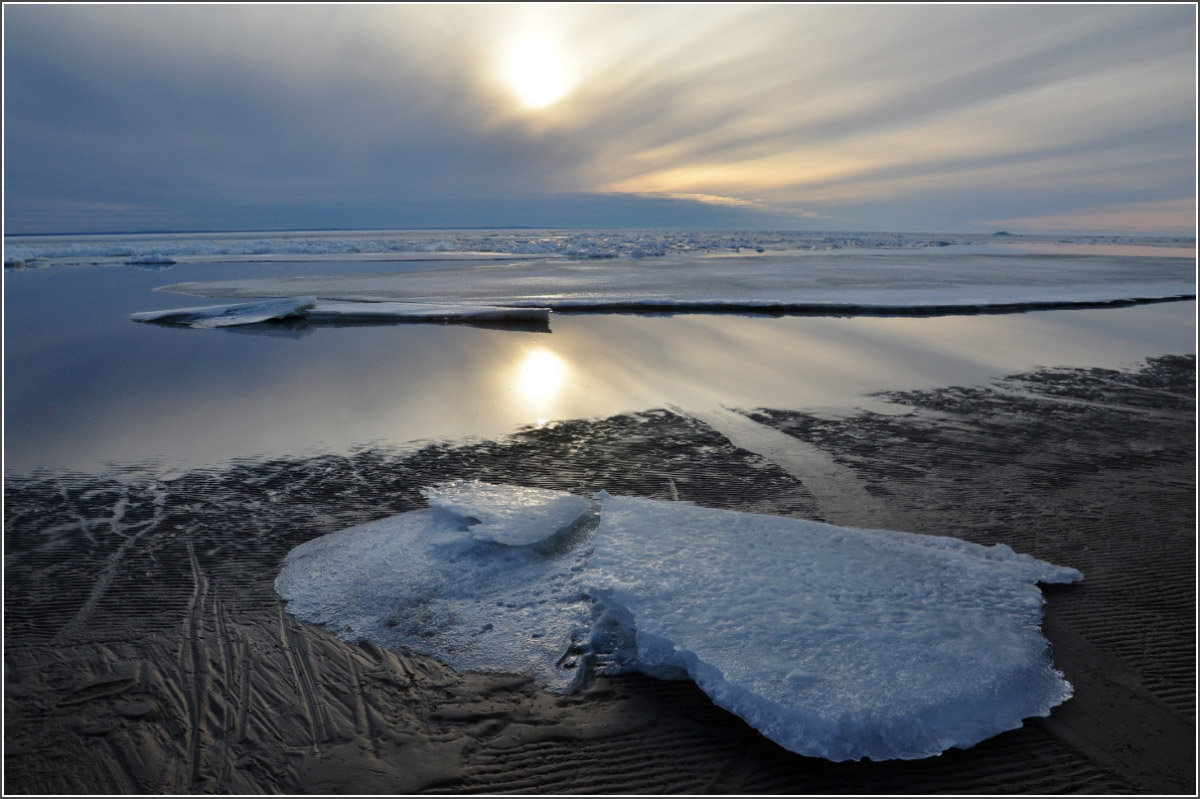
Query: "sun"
501 32 573 110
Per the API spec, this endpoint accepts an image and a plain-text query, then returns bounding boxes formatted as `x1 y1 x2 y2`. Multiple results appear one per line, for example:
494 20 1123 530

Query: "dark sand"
4 355 1195 794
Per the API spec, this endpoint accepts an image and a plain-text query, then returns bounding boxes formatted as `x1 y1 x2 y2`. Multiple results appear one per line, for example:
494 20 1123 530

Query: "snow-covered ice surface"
421 481 594 545
589 494 1081 761
158 249 1195 316
276 481 1083 762
275 481 598 689
128 297 317 328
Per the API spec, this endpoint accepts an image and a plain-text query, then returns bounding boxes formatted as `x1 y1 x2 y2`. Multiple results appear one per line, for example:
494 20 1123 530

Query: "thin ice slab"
587 493 1081 761
421 480 593 546
276 483 1082 762
130 296 318 328
276 482 596 689
307 300 549 324
131 297 549 328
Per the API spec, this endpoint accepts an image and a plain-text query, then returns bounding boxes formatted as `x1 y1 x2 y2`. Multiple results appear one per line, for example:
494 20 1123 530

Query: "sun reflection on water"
516 347 569 402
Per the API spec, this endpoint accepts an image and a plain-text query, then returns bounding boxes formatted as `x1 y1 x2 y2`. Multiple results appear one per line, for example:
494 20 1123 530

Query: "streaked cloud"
983 198 1197 235
3 4 1194 233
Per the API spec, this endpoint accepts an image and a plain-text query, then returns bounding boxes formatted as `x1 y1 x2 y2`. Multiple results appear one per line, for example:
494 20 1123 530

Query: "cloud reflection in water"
3 294 1194 473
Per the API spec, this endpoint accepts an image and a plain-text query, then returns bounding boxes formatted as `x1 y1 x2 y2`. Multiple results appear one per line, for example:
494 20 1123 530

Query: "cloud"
981 198 1197 235
659 193 825 219
3 192 831 235
3 4 1195 233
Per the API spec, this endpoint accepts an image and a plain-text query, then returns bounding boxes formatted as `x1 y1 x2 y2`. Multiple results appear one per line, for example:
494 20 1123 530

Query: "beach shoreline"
5 354 1194 794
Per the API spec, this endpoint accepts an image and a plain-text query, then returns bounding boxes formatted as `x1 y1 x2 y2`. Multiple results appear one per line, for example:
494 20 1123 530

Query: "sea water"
3 229 1194 475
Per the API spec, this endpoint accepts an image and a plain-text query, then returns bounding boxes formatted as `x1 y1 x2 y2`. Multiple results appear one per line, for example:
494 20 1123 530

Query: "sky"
3 3 1196 235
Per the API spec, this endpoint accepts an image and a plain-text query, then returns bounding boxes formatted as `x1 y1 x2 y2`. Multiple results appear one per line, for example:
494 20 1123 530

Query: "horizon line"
4 225 1195 240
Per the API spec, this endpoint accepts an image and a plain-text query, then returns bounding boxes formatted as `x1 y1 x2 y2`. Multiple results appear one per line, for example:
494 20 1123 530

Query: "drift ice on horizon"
276 480 1082 762
5 228 1195 266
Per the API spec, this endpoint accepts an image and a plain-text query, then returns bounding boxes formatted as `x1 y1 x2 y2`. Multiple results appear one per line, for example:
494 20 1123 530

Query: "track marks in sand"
159 539 263 791
344 647 381 757
277 600 332 753
52 484 165 644
178 540 211 791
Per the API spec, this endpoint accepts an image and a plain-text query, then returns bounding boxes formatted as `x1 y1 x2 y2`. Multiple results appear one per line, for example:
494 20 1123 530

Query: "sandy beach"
4 353 1194 794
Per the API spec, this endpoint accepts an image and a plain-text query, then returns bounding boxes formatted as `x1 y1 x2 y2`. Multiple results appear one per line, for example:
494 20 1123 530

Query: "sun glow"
501 32 573 109
516 347 568 401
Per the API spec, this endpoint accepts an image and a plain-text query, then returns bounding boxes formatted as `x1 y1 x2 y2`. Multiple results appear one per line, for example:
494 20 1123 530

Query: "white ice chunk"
275 484 1083 761
275 485 597 689
587 494 1081 761
130 296 317 328
422 480 592 545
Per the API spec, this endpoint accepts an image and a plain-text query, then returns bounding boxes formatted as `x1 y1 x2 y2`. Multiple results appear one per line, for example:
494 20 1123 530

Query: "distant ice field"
6 227 1194 267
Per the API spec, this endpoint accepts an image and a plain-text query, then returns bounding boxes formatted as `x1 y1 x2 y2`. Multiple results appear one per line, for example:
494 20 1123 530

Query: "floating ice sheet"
131 298 550 328
276 482 1083 762
129 297 317 328
160 251 1195 316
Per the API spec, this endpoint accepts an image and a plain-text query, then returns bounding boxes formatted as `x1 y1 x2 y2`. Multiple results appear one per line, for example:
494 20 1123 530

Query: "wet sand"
4 354 1195 794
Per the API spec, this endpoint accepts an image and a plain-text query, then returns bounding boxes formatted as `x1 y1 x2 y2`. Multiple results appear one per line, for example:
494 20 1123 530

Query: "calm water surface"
4 259 1195 474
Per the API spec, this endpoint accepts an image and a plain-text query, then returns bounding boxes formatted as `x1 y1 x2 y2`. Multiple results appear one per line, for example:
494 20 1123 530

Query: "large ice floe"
276 480 1082 762
116 235 1194 327
155 249 1195 316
